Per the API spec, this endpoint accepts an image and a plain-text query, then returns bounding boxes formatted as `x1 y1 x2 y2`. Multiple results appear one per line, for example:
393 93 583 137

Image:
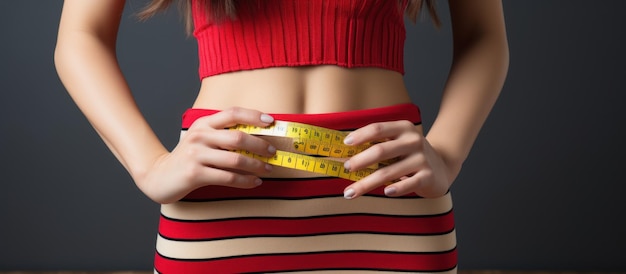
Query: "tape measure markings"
231 121 400 182
236 149 376 182
232 121 372 157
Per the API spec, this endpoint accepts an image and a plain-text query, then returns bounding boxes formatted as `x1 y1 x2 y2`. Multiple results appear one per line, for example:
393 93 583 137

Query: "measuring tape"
231 121 389 182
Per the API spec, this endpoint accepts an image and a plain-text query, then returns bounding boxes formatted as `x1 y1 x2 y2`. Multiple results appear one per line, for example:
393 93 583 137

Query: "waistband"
182 103 421 130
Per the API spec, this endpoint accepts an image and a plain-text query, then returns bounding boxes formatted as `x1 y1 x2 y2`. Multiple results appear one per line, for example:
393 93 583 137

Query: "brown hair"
138 0 440 34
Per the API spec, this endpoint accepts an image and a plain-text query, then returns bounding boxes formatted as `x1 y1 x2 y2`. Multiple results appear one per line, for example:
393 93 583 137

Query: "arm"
55 0 275 203
426 0 509 182
341 0 509 199
55 0 166 185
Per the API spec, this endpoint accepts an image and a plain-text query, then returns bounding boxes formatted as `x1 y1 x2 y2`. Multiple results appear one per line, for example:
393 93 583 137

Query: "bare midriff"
191 65 421 178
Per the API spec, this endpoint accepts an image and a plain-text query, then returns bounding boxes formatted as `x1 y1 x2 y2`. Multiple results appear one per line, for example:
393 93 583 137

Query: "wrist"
127 149 169 185
426 138 465 187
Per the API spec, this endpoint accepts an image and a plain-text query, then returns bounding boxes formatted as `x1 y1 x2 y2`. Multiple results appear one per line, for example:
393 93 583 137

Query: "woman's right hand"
137 107 277 204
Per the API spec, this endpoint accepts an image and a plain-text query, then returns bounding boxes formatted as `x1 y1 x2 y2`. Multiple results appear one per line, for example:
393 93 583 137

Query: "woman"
55 0 508 272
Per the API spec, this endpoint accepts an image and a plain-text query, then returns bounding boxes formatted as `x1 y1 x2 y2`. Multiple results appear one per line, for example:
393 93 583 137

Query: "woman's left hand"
342 120 455 199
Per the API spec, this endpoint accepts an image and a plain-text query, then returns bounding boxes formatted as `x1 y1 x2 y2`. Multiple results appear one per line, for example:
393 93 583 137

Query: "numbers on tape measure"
236 149 378 181
230 121 388 181
232 121 373 157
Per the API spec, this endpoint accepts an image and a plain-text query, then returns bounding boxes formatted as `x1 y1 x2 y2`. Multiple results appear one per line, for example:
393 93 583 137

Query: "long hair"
138 0 440 34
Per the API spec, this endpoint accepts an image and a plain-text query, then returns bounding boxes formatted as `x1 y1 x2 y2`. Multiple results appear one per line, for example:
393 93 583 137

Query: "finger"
193 166 264 189
383 169 448 199
344 136 421 172
383 172 428 197
184 129 276 157
196 148 273 175
192 107 274 130
343 153 425 199
344 120 417 146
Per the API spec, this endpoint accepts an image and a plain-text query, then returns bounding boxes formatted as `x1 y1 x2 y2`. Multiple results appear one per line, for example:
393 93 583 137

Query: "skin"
55 0 508 204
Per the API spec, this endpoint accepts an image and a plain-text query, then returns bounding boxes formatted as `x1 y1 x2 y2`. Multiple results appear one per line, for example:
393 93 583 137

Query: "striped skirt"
154 104 457 273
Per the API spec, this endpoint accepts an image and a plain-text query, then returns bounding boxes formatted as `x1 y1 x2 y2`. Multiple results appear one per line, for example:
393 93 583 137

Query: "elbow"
53 41 72 92
481 33 511 82
491 25 510 77
53 39 74 80
500 33 510 72
53 42 64 76
453 33 510 78
499 36 510 85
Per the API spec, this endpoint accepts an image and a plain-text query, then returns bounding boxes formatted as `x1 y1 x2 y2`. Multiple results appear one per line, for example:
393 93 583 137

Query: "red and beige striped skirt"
154 103 457 273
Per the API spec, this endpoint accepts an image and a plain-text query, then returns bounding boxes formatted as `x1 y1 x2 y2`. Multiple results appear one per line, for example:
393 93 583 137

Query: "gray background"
1 0 625 271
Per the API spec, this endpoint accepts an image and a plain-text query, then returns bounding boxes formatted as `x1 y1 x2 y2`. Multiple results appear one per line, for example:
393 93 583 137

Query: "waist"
182 103 422 179
191 66 412 113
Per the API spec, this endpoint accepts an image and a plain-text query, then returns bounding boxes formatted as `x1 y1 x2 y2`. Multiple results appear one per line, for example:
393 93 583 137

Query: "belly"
192 65 412 113
190 66 417 178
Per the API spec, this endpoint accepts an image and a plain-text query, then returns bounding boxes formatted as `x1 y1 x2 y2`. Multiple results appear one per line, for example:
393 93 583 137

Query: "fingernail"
254 178 263 186
265 164 273 172
384 187 397 196
343 134 354 145
260 114 274 123
344 188 355 199
343 160 350 171
268 145 276 154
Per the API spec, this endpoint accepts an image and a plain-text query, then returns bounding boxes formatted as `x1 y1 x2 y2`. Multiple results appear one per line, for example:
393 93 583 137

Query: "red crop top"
192 0 407 79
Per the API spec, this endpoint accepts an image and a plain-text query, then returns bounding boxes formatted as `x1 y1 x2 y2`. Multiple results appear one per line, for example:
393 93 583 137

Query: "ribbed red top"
192 0 407 79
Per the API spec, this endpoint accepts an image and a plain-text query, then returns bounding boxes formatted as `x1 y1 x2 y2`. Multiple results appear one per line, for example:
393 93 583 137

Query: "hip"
157 177 457 273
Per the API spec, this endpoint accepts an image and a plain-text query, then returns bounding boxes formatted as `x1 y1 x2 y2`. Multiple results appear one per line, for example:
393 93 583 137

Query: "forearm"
55 32 168 181
426 29 509 181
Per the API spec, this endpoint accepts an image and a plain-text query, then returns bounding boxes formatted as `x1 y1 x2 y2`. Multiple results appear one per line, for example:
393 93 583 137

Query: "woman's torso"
155 2 457 271
188 0 417 177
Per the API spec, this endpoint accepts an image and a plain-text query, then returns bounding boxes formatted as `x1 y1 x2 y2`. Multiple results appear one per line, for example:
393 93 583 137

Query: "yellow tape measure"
231 121 385 181
232 121 372 157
